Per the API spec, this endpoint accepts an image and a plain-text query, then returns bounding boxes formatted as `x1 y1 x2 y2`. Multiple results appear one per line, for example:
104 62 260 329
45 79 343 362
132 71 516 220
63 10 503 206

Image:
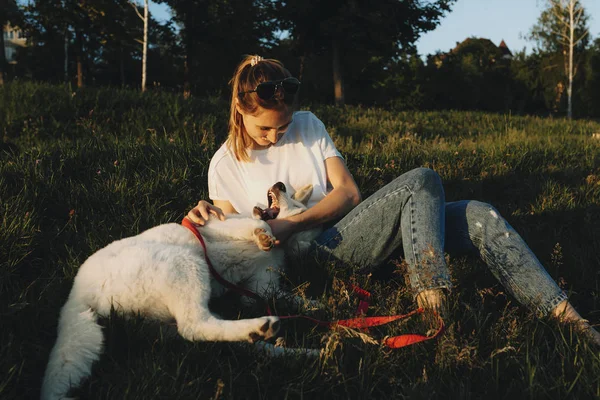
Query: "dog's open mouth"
262 188 280 220
257 183 287 221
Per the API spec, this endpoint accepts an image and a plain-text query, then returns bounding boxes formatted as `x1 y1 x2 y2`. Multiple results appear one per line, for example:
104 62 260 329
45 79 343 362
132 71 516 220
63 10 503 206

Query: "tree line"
1 0 599 118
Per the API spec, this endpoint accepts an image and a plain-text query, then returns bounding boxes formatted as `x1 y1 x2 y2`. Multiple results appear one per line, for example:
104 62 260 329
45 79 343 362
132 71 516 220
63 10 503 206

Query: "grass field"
2 82 600 399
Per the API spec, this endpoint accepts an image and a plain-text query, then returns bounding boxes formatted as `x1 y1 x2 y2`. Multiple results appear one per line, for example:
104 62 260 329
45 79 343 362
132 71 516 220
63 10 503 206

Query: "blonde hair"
227 55 297 162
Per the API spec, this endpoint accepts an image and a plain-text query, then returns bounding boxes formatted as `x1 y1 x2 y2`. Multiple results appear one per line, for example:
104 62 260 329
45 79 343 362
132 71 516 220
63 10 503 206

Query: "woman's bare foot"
553 300 600 346
416 288 448 319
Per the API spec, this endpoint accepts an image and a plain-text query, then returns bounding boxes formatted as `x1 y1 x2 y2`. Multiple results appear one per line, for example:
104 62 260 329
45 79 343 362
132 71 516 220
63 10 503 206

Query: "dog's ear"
291 184 313 206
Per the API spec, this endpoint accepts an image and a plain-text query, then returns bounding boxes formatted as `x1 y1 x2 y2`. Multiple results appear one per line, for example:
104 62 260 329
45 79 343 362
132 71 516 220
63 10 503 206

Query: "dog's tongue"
260 207 280 221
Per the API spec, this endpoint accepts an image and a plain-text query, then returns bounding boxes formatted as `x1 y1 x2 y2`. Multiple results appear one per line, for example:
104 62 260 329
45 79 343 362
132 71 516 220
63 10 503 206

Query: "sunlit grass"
2 82 600 399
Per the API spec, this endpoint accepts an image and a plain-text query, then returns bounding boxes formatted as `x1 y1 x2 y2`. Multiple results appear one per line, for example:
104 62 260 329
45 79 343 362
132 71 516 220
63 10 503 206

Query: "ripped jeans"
308 168 567 317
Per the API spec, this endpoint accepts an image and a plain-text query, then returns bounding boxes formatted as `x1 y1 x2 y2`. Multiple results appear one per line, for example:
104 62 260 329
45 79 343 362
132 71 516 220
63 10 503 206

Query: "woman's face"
238 106 293 150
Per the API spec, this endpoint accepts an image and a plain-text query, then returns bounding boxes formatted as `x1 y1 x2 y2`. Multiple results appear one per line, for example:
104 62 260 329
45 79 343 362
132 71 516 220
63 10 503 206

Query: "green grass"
2 81 600 399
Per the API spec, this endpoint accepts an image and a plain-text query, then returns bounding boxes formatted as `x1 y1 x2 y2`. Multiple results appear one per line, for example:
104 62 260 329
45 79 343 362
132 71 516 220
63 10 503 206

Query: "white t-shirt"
208 111 342 215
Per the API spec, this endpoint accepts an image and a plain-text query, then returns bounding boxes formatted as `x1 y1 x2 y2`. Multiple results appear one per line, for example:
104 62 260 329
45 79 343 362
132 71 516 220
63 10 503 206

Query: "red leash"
181 217 444 349
278 308 444 348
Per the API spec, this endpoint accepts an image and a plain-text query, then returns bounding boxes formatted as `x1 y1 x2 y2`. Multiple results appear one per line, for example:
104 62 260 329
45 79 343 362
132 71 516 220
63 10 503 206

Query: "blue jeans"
309 168 567 317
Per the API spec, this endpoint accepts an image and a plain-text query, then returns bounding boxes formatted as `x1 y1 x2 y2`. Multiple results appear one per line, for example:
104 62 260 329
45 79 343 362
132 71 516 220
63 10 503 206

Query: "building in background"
3 24 27 64
432 38 512 68
498 40 513 60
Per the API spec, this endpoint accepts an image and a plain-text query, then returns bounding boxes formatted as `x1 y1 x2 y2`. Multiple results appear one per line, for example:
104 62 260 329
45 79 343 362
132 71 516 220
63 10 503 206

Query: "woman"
187 55 600 344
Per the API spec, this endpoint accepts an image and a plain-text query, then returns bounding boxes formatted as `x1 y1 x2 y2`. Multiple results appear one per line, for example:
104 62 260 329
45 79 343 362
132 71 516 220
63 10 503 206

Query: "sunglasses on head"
239 77 301 100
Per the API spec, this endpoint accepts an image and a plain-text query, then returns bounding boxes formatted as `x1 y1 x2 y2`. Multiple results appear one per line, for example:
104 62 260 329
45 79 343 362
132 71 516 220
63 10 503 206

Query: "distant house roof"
451 37 512 61
499 40 513 59
430 37 513 68
453 37 496 52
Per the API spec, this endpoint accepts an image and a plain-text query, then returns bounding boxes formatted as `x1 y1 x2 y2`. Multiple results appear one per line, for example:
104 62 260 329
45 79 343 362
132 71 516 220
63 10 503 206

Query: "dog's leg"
172 286 280 342
176 309 280 343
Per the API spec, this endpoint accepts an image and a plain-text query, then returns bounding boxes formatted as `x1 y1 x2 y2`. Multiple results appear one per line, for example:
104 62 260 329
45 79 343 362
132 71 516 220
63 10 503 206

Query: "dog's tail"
41 294 104 400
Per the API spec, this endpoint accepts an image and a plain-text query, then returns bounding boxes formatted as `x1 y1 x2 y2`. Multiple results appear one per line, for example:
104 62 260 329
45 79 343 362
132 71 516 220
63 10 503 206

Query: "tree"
580 38 600 117
529 0 589 118
93 0 142 87
21 0 175 88
23 0 104 86
22 0 70 83
155 0 277 97
90 0 174 89
510 50 548 114
275 0 456 106
130 0 149 92
423 38 513 112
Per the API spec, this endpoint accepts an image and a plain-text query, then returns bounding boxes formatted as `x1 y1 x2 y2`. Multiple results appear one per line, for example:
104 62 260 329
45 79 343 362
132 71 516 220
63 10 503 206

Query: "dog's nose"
274 182 286 192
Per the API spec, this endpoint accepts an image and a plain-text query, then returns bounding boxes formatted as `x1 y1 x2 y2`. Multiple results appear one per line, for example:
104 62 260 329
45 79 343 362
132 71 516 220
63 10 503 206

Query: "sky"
148 0 600 57
415 0 600 56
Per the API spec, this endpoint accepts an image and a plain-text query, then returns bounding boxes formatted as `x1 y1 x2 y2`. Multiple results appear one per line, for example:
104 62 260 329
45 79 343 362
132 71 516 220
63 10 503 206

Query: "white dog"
41 182 321 400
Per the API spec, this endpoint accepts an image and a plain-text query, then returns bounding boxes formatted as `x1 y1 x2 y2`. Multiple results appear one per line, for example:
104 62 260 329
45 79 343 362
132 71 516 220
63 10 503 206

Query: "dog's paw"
253 228 276 251
248 316 280 343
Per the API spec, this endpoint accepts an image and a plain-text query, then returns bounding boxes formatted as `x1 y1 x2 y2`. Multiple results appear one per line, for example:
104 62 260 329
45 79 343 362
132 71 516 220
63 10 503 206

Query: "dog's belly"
74 235 210 320
206 241 286 289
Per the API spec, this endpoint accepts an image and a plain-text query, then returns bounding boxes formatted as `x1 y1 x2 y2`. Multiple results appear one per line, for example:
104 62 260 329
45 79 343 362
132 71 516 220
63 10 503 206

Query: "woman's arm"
213 199 238 215
267 156 361 242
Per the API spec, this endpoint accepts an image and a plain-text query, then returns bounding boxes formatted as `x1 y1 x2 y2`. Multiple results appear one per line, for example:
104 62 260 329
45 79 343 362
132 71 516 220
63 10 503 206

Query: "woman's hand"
266 217 299 245
186 200 225 226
